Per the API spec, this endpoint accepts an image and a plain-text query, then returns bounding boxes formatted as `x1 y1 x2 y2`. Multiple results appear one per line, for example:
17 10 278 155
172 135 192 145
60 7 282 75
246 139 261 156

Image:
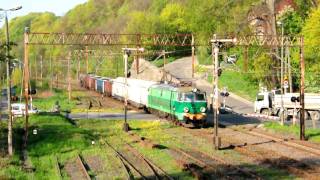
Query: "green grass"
264 122 320 143
207 70 258 101
0 120 31 179
32 89 80 112
0 115 301 179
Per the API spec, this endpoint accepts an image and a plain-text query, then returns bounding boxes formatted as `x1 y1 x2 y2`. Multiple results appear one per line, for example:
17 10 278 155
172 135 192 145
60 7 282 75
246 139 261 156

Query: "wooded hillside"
1 0 319 92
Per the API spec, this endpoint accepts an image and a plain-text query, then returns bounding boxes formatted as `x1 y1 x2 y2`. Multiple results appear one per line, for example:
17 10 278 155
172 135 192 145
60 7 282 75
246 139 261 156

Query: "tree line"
0 0 319 92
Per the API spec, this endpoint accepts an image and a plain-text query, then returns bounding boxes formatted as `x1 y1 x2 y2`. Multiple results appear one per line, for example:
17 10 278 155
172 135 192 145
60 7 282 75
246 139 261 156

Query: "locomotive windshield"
179 92 206 102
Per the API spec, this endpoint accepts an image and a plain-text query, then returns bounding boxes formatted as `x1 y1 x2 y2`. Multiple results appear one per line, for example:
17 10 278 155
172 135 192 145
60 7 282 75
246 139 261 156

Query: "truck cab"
254 92 272 115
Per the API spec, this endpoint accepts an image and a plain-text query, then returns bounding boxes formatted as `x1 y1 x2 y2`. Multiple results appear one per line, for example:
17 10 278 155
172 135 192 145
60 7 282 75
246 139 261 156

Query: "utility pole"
210 35 236 150
40 55 43 87
192 35 195 78
279 22 284 93
212 39 220 150
67 52 72 101
23 27 30 150
5 11 13 156
286 45 293 93
0 5 23 156
77 54 80 80
50 54 53 92
299 37 305 141
163 50 166 82
35 56 38 82
85 46 89 74
244 46 248 72
277 21 285 125
122 47 144 132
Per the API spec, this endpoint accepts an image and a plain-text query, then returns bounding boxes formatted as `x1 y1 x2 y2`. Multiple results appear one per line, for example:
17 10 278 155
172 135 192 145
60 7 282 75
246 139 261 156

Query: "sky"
0 0 88 26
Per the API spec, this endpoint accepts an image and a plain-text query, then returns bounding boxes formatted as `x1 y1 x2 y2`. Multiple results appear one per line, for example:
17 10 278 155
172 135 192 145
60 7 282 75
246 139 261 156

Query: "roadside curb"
244 113 280 121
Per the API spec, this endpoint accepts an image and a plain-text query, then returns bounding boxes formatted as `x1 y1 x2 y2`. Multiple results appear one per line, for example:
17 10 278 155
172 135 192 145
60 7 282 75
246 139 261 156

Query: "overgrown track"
76 154 91 180
127 131 261 179
171 142 261 179
124 141 174 180
242 128 320 157
186 127 320 178
105 140 163 180
55 156 62 180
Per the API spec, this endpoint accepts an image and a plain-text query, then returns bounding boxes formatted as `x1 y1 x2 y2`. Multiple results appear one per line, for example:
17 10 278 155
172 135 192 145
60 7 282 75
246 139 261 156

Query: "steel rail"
105 140 147 180
76 154 91 180
124 142 174 180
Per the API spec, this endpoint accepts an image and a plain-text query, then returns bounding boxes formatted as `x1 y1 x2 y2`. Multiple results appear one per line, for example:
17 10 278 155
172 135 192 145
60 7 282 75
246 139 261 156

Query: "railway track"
124 142 174 180
57 153 92 180
242 128 320 157
76 154 91 180
126 131 261 179
105 140 171 180
185 127 320 178
171 142 261 179
55 156 62 180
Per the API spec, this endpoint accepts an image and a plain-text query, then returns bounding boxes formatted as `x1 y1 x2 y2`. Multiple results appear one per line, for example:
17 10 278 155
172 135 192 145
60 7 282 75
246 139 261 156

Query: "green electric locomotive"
147 84 207 124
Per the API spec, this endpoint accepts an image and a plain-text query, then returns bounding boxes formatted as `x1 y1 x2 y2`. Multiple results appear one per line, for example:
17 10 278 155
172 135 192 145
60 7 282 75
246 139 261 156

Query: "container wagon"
112 77 157 108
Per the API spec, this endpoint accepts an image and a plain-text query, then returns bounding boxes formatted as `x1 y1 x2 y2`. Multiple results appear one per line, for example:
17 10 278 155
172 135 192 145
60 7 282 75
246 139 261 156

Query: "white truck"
254 90 320 121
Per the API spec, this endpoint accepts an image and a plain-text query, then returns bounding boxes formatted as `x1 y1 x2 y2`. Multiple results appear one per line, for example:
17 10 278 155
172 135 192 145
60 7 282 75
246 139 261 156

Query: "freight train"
79 74 208 125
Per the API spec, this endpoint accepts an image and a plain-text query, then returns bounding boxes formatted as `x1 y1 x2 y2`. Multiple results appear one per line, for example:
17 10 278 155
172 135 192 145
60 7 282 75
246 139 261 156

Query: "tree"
302 6 320 91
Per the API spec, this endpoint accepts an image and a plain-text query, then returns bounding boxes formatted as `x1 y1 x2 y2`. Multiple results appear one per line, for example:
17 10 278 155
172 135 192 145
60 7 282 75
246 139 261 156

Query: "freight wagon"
96 77 112 97
112 77 157 108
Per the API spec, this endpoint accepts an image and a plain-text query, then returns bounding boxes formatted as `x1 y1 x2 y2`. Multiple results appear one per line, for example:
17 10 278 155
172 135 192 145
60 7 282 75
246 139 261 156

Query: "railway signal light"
220 91 229 97
291 96 300 103
218 68 222 77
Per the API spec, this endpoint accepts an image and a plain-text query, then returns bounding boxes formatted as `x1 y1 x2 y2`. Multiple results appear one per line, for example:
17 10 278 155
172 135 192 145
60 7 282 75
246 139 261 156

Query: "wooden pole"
192 35 195 78
85 46 89 74
287 46 293 93
23 27 30 149
136 34 141 75
50 54 53 91
212 39 220 150
163 50 166 82
244 46 248 72
299 36 305 141
40 55 43 87
77 54 80 80
35 56 38 82
68 52 71 101
5 12 13 156
123 50 129 132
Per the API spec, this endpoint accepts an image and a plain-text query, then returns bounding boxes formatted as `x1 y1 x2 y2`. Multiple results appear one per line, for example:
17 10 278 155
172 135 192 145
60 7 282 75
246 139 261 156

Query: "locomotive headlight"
184 107 189 113
200 107 206 113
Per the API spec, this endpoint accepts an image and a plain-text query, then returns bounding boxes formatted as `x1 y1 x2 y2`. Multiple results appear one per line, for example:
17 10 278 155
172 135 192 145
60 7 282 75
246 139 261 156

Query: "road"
67 111 158 120
164 57 320 128
164 57 254 114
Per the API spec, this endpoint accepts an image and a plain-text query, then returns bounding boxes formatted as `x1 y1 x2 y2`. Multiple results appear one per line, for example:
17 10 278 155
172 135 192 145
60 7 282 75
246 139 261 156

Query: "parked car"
11 103 39 117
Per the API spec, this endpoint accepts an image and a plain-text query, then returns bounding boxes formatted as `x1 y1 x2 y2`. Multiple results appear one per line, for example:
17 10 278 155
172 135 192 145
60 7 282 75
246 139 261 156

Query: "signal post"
211 35 237 150
122 47 144 132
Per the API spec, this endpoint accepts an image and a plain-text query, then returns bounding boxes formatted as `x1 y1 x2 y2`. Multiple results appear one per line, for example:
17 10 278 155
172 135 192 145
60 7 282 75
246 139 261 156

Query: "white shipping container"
112 77 157 107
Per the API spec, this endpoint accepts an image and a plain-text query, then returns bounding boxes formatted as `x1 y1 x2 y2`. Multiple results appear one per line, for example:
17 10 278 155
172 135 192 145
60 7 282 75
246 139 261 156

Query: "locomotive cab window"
184 93 194 101
181 92 206 102
195 93 206 101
